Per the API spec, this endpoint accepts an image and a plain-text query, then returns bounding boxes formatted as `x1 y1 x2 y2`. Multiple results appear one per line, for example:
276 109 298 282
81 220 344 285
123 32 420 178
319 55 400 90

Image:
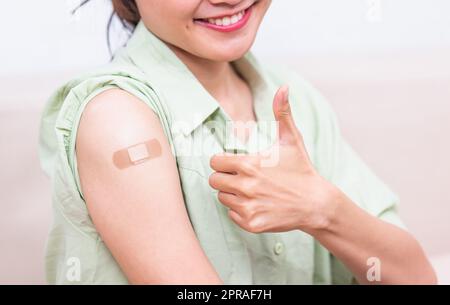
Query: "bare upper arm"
75 89 222 284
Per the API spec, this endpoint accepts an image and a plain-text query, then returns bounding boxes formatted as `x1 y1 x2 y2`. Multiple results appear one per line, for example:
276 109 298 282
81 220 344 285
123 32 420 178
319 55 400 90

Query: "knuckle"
241 181 256 197
241 179 262 198
247 218 265 233
239 159 258 176
241 201 258 219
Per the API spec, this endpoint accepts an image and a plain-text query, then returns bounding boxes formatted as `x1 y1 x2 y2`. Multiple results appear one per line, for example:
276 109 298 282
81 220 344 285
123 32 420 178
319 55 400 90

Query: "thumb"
272 85 301 145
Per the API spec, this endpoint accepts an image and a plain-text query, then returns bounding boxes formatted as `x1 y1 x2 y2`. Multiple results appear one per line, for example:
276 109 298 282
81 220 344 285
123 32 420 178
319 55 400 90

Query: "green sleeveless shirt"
38 21 405 284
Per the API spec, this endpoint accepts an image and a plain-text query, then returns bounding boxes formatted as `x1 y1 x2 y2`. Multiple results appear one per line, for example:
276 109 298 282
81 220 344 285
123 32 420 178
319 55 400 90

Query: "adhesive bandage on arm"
113 139 162 170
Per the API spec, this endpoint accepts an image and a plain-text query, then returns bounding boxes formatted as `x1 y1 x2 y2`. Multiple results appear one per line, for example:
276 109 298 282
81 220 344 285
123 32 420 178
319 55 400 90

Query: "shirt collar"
124 21 277 137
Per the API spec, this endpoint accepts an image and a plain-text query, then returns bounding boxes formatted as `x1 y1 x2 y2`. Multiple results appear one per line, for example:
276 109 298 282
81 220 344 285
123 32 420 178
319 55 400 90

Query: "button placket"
223 120 250 155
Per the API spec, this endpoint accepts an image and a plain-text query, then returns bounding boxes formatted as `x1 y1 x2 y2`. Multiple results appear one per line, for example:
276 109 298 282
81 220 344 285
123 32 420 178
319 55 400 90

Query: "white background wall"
1 0 449 283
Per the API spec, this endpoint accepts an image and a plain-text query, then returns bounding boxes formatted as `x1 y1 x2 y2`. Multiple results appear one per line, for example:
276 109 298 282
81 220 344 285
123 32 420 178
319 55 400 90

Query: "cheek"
159 0 198 25
137 0 195 31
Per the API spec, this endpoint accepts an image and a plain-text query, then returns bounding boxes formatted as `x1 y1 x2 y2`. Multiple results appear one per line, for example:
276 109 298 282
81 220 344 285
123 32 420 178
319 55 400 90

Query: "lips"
194 3 255 33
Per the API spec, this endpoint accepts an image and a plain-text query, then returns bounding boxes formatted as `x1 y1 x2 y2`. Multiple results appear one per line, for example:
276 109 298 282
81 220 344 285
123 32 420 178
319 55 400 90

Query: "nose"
208 0 244 6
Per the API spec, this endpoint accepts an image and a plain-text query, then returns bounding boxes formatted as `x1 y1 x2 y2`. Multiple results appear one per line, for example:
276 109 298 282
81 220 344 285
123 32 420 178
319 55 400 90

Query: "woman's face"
135 0 271 62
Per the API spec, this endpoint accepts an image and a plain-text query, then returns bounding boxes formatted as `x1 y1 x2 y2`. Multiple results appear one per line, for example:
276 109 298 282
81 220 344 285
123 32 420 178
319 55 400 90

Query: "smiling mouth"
193 2 256 33
199 9 247 27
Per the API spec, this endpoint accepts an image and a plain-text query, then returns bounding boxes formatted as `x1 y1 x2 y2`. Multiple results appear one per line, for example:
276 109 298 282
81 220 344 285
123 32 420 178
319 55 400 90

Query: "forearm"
306 189 437 284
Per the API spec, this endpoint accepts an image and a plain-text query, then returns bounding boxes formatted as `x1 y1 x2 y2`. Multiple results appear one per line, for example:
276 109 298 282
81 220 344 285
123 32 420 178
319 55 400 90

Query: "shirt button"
273 242 284 255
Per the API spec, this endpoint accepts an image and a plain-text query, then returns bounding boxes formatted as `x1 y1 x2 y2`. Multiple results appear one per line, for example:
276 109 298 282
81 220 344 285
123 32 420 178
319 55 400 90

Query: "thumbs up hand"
209 85 340 234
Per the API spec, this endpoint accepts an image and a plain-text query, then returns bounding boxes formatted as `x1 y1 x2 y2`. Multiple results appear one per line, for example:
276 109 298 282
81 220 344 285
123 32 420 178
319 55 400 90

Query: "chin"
195 37 256 62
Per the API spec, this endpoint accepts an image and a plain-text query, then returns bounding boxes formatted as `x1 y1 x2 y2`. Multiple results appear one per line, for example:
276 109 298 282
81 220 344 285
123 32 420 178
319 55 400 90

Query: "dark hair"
111 0 140 27
72 0 140 55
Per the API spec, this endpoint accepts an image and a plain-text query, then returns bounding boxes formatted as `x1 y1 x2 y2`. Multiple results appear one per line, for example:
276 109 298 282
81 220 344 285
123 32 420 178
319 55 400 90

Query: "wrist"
302 178 348 237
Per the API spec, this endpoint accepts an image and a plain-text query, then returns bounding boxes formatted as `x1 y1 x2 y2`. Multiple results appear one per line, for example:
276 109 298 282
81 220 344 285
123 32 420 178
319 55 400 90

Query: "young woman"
39 0 436 284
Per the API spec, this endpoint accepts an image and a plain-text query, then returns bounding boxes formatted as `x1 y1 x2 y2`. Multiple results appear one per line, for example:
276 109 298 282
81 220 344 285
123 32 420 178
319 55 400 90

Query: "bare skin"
76 0 436 284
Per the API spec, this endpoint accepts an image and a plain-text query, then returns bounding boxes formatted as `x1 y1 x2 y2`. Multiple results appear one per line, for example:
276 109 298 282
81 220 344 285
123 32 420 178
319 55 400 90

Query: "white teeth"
205 10 245 26
222 16 231 26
